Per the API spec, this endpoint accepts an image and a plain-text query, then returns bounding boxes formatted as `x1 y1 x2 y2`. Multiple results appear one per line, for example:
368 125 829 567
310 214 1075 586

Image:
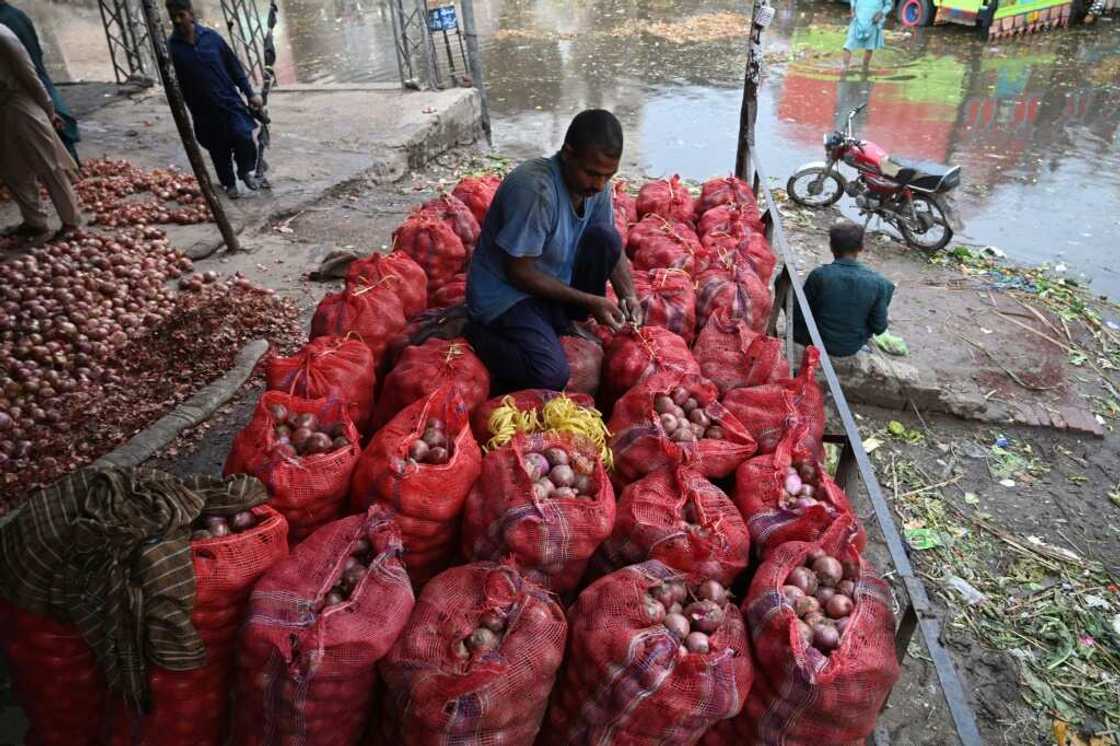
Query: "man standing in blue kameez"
165 0 263 199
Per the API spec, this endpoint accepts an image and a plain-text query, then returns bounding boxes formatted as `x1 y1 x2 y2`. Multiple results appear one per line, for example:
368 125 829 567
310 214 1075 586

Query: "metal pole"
138 0 242 253
735 0 766 180
458 0 492 146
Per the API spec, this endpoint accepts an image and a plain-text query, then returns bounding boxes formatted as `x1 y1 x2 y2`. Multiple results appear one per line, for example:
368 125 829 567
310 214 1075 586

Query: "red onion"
685 631 710 654
826 594 854 619
663 612 689 639
812 556 844 587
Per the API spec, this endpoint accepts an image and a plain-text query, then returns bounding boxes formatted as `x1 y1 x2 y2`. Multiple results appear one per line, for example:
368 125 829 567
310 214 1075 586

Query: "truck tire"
897 0 935 26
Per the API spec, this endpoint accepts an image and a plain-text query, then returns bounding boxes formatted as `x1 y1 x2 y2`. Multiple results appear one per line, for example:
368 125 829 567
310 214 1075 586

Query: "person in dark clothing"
0 0 81 165
793 220 894 357
465 109 641 393
165 0 262 199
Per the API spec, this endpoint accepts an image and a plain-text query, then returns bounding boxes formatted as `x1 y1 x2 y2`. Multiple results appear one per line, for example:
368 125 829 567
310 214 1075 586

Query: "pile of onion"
777 461 835 516
318 538 375 609
405 418 451 466
452 605 523 660
524 446 597 500
654 386 725 443
643 577 730 655
77 159 211 227
191 510 259 540
268 404 351 458
781 549 859 654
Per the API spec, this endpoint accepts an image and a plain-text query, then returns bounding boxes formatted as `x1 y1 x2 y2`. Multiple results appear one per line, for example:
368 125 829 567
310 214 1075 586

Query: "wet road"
26 0 1120 297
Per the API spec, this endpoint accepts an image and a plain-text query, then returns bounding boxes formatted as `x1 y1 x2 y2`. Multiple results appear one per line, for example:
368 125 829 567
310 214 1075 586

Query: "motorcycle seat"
881 156 960 192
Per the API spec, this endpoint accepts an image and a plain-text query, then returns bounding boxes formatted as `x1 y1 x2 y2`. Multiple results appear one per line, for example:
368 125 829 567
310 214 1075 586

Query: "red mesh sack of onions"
693 310 789 396
696 201 763 240
345 250 428 319
608 371 757 482
418 193 481 252
627 214 711 276
461 432 615 594
107 505 289 746
612 180 638 241
350 383 482 585
601 326 700 406
732 518 899 745
376 562 567 745
540 561 751 746
371 337 490 431
310 282 407 365
561 333 604 396
694 257 773 334
629 267 698 345
702 226 776 286
722 346 825 458
266 336 376 435
693 175 756 219
234 506 415 746
470 389 597 447
734 423 866 560
635 175 696 224
593 465 749 586
0 601 106 746
452 174 502 226
393 212 469 298
224 393 361 544
428 272 466 309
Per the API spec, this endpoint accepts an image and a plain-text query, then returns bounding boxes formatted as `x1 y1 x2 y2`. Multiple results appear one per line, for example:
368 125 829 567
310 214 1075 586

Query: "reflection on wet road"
26 0 1120 296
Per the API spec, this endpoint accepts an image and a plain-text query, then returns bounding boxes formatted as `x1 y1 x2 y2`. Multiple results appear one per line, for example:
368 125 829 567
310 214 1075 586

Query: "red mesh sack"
266 336 377 434
381 306 470 379
694 263 773 333
429 272 466 309
694 175 756 218
350 383 482 584
696 201 763 240
234 507 415 746
602 326 699 406
627 214 710 276
461 432 615 593
377 562 567 745
636 175 696 224
608 370 757 481
372 337 490 431
631 267 698 345
470 390 596 446
612 180 638 241
702 228 776 285
693 311 789 396
108 506 289 746
0 600 105 746
345 250 428 319
734 424 866 559
310 283 407 365
452 174 502 226
722 346 825 458
594 465 749 586
224 392 361 544
736 519 899 745
393 213 468 297
562 334 603 396
541 561 752 746
420 193 481 251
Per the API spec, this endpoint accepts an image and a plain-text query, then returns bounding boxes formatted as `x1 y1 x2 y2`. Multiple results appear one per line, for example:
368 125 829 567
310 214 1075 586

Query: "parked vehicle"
895 0 1116 38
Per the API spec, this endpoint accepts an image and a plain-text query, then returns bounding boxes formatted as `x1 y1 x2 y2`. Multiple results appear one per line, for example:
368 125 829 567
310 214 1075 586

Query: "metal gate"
97 0 153 84
390 0 470 89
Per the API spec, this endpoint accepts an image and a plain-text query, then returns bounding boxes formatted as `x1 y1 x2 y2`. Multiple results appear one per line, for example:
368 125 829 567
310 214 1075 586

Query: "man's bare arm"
505 255 626 331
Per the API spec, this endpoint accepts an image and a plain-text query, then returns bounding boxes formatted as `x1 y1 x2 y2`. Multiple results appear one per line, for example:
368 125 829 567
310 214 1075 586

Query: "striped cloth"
0 467 268 710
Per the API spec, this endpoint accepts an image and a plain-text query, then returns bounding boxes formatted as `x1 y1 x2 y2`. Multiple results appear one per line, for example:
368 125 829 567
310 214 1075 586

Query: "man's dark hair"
830 221 864 256
166 0 193 13
564 109 623 159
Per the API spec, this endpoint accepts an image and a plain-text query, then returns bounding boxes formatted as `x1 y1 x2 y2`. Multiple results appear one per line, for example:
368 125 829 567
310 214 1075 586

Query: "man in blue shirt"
793 221 895 357
465 109 641 393
166 0 262 199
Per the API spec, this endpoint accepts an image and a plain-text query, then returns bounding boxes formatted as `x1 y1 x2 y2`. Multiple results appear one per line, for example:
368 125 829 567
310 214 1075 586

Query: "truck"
894 0 1116 37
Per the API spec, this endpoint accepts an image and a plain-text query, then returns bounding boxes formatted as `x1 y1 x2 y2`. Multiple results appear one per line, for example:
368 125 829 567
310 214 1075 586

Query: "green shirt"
793 257 894 357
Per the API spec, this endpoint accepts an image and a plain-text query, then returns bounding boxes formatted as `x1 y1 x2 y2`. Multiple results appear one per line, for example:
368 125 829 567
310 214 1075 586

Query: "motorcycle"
786 103 961 252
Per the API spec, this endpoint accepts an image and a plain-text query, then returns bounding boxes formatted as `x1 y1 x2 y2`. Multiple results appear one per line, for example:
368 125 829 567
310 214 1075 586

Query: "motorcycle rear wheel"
787 167 845 208
898 193 953 252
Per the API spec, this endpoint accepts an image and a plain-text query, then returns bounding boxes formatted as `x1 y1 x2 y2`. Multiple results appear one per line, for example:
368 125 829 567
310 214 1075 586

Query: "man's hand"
589 296 626 333
50 113 64 131
619 295 644 327
872 10 883 21
248 94 263 110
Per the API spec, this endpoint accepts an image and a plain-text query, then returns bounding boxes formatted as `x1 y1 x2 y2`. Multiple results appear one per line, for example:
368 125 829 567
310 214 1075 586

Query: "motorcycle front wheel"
898 193 953 252
786 167 845 207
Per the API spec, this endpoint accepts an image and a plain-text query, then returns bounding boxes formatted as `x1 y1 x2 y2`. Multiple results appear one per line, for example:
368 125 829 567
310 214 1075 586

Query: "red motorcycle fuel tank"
844 139 888 174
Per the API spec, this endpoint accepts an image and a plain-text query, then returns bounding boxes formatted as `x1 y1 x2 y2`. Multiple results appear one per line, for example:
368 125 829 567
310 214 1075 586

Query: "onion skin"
643 595 667 624
468 627 499 652
794 595 820 618
781 585 805 605
812 556 844 588
697 579 727 605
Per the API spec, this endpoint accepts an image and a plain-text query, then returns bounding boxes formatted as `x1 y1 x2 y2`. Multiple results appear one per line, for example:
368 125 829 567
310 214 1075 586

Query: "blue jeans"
465 224 621 393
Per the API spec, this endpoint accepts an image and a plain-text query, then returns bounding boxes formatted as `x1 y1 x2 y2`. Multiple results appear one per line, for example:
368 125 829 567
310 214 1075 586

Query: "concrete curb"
93 339 270 469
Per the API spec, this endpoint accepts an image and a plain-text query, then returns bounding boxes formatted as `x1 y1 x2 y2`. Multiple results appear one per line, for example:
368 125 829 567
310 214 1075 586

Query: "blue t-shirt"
466 154 614 324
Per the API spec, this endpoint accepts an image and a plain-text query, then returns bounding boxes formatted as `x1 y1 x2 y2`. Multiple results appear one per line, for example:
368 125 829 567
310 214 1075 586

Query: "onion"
552 486 578 500
191 529 212 541
671 387 689 406
659 413 680 433
815 587 836 605
683 397 699 413
798 462 815 482
671 427 696 443
651 583 675 609
803 611 825 627
835 616 850 635
685 600 724 634
788 566 818 595
826 594 854 619
799 484 816 498
531 480 553 500
291 412 318 431
663 612 689 639
685 631 710 654
813 622 840 651
643 595 667 624
231 511 255 531
781 585 804 605
352 538 371 555
697 579 726 605
543 447 569 466
572 474 591 494
704 426 724 440
427 446 449 465
784 473 803 495
523 452 550 481
468 627 499 652
332 436 350 450
422 428 447 448
325 591 345 606
342 565 366 589
409 439 430 462
210 522 230 538
805 547 827 565
654 395 675 414
794 497 819 511
569 452 595 476
796 619 814 647
794 595 820 618
841 559 860 581
837 579 855 597
479 610 505 632
812 556 844 588
305 432 332 455
688 409 710 427
549 463 576 488
427 417 445 431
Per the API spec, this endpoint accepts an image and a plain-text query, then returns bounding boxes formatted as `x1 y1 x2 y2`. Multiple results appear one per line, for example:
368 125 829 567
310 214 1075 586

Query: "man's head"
166 0 195 35
830 220 864 258
559 109 623 199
